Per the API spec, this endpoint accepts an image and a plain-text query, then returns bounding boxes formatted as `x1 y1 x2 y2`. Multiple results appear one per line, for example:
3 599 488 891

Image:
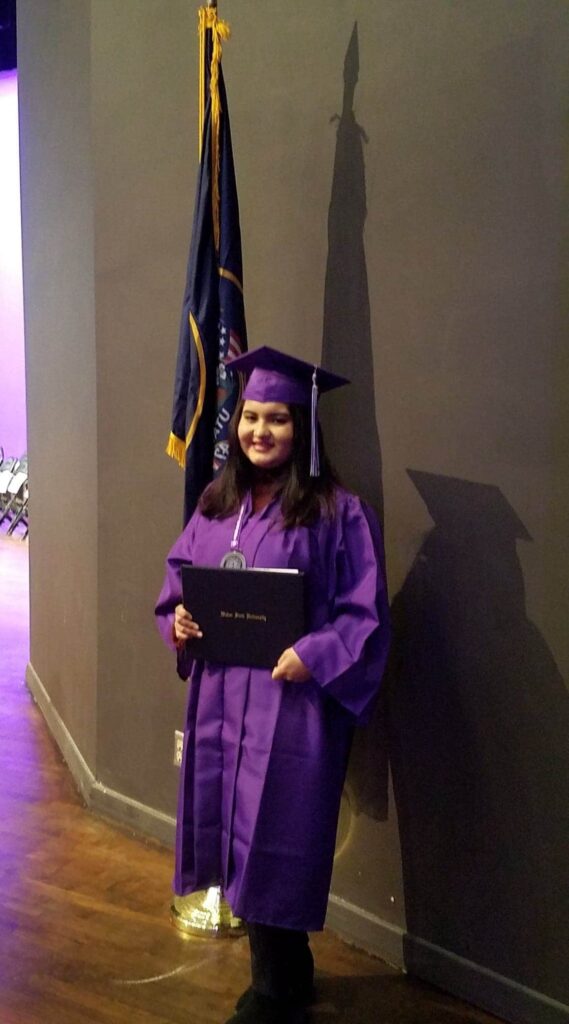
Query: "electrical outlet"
174 730 184 767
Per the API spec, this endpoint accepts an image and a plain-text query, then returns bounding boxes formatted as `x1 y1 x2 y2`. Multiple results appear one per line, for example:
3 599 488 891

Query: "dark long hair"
199 401 340 527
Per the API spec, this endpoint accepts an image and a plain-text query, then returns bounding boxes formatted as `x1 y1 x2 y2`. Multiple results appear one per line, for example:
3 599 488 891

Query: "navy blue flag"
167 8 247 525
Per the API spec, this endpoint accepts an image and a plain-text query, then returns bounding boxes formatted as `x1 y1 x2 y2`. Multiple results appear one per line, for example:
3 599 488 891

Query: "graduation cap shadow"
407 469 532 540
381 469 569 1001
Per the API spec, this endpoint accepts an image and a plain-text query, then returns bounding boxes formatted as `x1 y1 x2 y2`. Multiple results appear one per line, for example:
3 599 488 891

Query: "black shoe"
235 979 315 1013
225 990 309 1023
234 987 257 1013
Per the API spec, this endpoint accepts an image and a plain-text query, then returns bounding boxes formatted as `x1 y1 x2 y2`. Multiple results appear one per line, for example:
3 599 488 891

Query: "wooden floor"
0 534 501 1024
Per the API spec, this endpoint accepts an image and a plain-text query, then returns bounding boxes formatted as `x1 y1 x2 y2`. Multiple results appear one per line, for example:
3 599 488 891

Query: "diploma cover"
182 565 306 669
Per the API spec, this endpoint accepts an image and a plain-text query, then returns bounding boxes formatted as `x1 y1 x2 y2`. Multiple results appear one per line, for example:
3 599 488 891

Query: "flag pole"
168 0 246 939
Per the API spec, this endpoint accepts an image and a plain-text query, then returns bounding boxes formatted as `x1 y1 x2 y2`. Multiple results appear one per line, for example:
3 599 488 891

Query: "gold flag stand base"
171 886 245 938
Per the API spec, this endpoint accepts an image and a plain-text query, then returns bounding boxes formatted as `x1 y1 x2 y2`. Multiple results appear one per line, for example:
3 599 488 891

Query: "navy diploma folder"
181 565 306 669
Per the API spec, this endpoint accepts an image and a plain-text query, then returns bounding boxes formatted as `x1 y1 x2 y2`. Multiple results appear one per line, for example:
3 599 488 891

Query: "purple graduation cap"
227 346 349 476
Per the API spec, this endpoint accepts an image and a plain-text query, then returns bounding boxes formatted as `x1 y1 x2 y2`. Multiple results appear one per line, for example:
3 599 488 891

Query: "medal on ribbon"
220 499 248 570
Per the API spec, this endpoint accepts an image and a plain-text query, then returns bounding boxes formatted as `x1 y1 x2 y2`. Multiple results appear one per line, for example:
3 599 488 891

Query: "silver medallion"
220 550 247 570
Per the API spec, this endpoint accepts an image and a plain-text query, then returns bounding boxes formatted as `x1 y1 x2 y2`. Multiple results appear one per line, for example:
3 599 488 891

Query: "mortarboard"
227 346 349 476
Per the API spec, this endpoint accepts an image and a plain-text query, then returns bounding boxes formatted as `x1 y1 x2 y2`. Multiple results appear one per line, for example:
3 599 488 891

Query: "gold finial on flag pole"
207 0 217 7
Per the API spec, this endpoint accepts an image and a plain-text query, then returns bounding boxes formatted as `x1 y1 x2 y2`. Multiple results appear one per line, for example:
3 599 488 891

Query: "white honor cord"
231 499 248 552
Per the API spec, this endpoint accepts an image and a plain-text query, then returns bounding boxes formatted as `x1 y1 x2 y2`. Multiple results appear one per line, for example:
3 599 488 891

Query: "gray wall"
18 2 569 1022
19 0 98 769
90 0 194 811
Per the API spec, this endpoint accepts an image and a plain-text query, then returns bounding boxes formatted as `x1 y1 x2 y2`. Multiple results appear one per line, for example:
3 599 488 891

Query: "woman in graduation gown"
155 347 390 1024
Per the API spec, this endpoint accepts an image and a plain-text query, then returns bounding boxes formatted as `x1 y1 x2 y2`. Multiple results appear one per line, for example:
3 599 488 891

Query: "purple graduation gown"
155 487 390 931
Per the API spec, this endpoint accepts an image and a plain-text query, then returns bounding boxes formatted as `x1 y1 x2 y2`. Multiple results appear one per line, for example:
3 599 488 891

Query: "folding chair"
7 485 28 537
0 467 28 530
0 458 18 516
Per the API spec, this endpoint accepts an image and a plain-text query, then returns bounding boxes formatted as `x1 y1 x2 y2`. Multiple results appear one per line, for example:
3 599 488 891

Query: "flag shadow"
319 22 390 825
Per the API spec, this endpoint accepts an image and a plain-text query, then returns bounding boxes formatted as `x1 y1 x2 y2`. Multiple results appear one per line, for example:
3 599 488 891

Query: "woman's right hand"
174 604 203 642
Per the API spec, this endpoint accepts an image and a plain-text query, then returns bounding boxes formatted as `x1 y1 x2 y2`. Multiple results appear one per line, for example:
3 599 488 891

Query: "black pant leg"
247 923 313 1001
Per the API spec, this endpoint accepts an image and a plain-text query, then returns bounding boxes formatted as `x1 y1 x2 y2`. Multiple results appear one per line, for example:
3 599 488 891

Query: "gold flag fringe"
166 432 186 468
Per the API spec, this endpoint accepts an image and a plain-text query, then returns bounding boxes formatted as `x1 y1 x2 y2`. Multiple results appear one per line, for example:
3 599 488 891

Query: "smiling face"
237 400 294 471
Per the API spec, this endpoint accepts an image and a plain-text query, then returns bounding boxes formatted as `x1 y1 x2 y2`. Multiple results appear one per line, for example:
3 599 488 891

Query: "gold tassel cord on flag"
198 5 230 253
198 8 205 157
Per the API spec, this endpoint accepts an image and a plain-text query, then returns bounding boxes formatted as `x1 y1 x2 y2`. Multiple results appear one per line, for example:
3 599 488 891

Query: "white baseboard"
326 893 405 968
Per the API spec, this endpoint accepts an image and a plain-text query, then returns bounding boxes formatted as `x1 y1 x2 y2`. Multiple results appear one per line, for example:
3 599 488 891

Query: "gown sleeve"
155 510 200 680
292 493 390 724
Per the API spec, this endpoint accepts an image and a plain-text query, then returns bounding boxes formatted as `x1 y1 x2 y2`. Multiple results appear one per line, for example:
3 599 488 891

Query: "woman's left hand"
272 648 311 683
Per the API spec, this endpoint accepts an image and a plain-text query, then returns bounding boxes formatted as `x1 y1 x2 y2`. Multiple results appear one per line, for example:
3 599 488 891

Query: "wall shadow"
387 469 569 1002
319 22 383 525
318 10 569 1014
315 971 494 1024
320 23 390 821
